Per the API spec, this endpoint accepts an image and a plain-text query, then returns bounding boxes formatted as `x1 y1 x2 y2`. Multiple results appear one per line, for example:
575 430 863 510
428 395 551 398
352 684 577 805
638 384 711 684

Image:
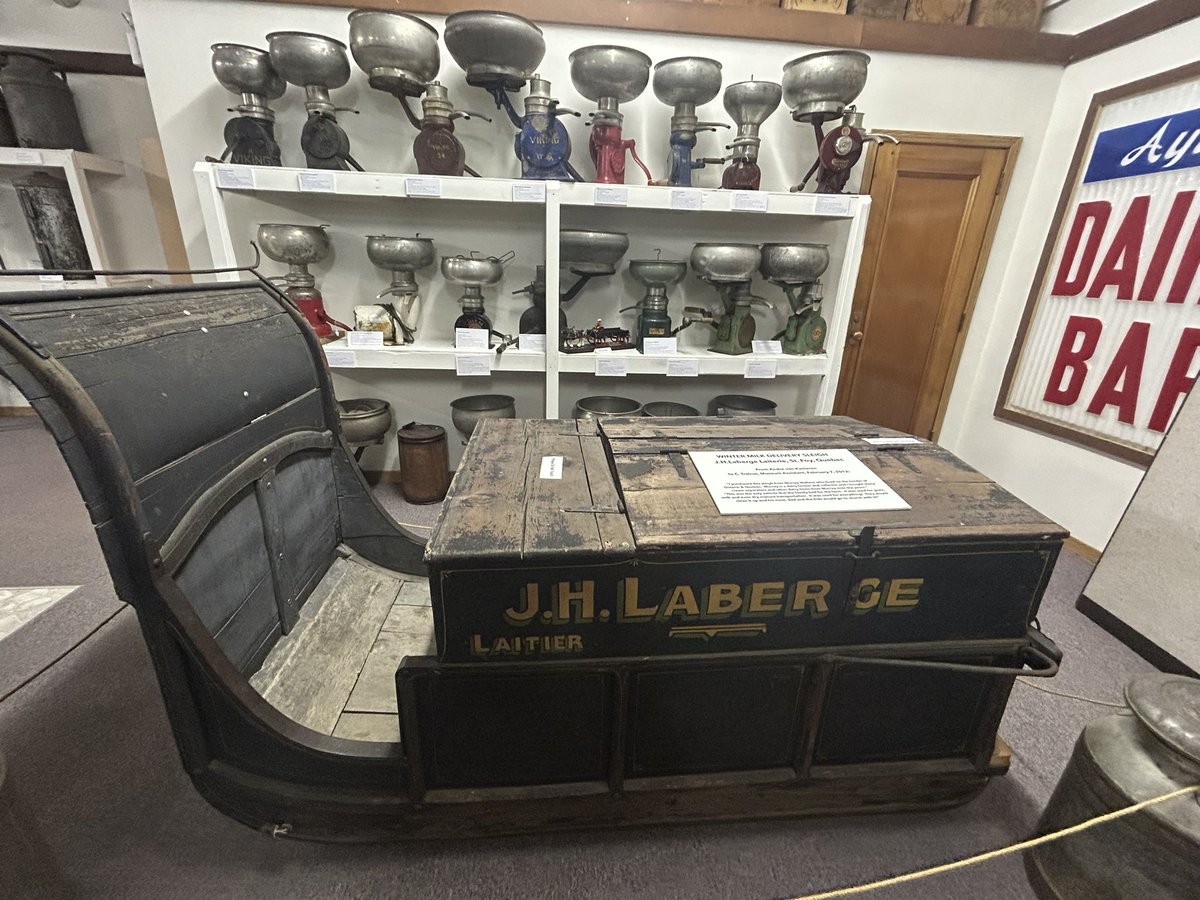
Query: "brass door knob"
848 330 864 344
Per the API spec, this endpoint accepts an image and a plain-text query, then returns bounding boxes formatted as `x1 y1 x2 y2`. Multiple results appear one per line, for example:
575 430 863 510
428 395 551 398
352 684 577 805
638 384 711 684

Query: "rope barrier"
788 785 1200 900
1015 677 1126 708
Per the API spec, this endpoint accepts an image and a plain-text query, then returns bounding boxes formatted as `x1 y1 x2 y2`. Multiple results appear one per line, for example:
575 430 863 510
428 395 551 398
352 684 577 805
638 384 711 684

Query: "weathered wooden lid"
426 416 1065 562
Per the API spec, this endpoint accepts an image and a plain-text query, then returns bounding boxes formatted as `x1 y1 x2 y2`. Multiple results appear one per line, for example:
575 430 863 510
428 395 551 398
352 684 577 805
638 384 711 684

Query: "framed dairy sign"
997 62 1200 465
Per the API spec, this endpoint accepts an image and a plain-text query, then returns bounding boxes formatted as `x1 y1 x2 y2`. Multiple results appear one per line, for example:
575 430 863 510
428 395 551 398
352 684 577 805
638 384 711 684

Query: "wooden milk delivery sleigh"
0 280 1066 840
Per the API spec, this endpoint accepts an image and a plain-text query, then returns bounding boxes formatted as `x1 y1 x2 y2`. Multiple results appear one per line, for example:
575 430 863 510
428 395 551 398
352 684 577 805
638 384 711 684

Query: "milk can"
1024 673 1200 899
0 51 89 151
396 422 450 504
14 172 93 272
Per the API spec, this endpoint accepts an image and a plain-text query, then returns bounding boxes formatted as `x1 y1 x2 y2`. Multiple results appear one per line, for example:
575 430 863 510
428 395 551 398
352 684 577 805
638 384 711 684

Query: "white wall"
939 19 1200 550
0 0 133 55
1041 0 1155 34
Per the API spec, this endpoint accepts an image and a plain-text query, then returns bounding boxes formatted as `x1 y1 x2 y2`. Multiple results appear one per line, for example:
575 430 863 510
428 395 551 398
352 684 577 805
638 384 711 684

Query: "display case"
194 161 870 438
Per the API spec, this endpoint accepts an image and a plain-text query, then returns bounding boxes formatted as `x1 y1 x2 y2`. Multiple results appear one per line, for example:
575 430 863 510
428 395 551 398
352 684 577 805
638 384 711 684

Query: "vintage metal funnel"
760 242 830 355
652 57 728 187
721 79 782 191
686 243 769 355
257 223 348 341
442 250 515 347
211 43 286 166
782 51 892 194
623 251 689 352
267 32 361 170
364 235 435 344
569 45 654 184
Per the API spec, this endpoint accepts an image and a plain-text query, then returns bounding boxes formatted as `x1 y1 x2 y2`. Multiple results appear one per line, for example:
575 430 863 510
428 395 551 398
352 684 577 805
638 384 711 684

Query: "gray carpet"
0 417 1156 899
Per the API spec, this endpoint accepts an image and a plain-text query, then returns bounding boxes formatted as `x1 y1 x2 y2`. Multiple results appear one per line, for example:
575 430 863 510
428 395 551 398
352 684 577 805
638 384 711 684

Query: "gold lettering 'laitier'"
502 577 922 627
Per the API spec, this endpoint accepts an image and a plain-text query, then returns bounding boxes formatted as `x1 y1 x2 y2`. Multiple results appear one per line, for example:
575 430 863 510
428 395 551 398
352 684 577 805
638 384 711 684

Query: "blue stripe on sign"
1083 106 1200 184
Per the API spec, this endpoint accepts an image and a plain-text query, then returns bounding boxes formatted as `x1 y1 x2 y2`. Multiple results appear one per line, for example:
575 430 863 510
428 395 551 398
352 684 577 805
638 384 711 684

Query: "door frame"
845 131 1021 439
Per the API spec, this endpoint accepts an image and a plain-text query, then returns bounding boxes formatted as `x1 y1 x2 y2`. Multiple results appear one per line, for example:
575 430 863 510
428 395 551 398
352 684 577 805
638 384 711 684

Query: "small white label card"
38 273 65 282
455 354 492 376
405 176 442 198
512 182 546 202
297 170 336 192
324 349 357 368
666 357 700 377
454 327 490 351
669 189 702 210
744 358 778 379
346 330 385 349
732 191 769 212
690 449 911 516
862 436 922 446
539 455 564 479
641 337 677 356
595 354 628 377
11 149 43 165
815 194 853 216
518 333 547 352
216 165 255 189
594 186 629 206
752 340 782 354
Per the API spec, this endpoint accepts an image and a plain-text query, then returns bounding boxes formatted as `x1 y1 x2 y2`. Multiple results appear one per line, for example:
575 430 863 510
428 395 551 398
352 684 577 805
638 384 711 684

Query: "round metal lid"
397 422 445 444
1126 673 1200 764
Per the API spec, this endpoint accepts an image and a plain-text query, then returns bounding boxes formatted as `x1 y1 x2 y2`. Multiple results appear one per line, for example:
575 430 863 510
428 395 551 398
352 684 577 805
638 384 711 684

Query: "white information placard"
405 176 442 197
324 349 357 368
744 358 778 379
752 340 783 354
455 354 492 376
689 449 911 515
732 192 768 212
297 170 336 192
862 436 922 446
641 337 677 356
666 358 700 377
539 455 563 479
670 190 702 210
346 330 385 349
594 186 629 206
11 149 43 165
595 355 628 377
814 194 852 216
518 333 547 352
512 182 546 202
455 328 490 351
216 166 255 190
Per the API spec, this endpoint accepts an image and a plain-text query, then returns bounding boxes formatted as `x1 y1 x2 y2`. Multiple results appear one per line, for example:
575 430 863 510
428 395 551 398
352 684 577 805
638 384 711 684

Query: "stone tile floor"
0 586 79 642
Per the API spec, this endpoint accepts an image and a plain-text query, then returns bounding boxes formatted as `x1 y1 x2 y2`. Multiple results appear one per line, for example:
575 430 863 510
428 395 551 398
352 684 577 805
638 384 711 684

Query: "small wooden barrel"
396 422 450 504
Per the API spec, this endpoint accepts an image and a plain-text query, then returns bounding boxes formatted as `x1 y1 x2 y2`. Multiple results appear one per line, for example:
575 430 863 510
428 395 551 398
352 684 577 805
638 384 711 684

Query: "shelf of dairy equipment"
321 338 546 372
553 181 861 218
0 148 126 177
555 347 831 377
196 161 860 219
199 163 549 205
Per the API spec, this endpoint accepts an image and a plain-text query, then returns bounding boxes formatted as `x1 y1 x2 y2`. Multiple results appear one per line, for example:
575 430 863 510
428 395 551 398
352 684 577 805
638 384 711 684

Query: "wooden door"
834 134 1017 438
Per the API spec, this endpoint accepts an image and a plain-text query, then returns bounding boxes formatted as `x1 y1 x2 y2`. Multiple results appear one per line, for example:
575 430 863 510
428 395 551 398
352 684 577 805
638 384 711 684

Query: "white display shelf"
206 163 548 205
0 147 125 177
322 338 545 372
194 160 873 418
557 348 830 377
1 148 129 286
554 181 861 218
